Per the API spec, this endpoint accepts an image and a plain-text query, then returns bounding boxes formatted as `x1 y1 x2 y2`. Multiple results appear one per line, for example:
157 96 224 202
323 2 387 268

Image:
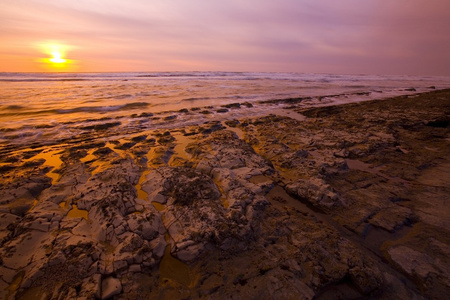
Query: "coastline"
1 89 449 298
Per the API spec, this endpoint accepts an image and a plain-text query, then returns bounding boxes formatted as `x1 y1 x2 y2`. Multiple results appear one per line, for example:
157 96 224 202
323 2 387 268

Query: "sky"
1 0 450 75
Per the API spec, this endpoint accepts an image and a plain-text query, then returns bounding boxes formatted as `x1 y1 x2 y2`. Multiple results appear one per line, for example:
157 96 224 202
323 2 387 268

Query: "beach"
1 76 449 298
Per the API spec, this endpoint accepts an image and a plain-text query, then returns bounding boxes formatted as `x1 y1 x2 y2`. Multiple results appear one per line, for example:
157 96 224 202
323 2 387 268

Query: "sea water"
1 72 449 147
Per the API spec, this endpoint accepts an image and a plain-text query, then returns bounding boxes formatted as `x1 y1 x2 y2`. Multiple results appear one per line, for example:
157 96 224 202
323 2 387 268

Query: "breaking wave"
0 102 150 117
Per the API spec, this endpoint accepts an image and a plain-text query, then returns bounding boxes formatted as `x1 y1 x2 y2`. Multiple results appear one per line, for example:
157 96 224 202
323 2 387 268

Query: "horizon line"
1 70 449 78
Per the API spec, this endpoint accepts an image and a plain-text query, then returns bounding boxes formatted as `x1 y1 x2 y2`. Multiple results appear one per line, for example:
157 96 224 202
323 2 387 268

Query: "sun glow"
49 51 67 64
37 42 76 70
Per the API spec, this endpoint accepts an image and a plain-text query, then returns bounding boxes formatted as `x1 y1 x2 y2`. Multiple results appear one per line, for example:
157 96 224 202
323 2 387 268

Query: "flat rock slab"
102 277 122 299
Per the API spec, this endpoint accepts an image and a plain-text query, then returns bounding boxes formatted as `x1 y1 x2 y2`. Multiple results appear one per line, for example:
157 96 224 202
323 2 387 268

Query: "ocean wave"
182 95 252 102
0 78 87 82
1 72 448 134
114 94 133 99
182 97 212 102
2 72 449 84
137 73 210 78
57 102 150 113
0 102 150 117
120 102 150 109
1 105 25 110
136 72 262 79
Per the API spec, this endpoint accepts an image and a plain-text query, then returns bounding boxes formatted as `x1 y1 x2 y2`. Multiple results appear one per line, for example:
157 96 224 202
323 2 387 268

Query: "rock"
223 103 241 109
225 119 240 127
101 277 122 299
114 224 126 235
285 178 342 209
114 259 128 272
129 264 141 273
388 245 449 284
150 193 166 204
349 265 383 294
176 243 205 262
143 167 221 206
28 219 51 232
116 233 144 253
112 217 122 228
80 274 101 299
334 148 349 158
2 89 449 299
93 147 114 156
368 205 414 232
382 272 424 299
163 115 177 121
148 236 167 258
1 230 49 270
0 212 20 229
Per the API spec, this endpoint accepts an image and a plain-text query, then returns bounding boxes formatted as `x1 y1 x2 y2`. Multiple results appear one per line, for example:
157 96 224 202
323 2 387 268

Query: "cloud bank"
1 0 449 75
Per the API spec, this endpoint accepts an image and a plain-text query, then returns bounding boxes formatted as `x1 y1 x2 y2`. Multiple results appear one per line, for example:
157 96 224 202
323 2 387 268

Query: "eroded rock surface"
1 89 449 299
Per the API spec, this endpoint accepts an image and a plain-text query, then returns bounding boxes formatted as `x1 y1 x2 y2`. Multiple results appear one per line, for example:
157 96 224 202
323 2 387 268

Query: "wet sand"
0 89 449 299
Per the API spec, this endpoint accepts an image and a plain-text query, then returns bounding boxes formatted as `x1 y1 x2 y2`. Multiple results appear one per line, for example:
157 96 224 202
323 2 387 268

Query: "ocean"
1 72 449 147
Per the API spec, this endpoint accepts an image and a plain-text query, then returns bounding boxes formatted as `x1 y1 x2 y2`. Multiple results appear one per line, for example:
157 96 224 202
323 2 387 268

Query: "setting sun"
37 42 76 70
49 51 67 64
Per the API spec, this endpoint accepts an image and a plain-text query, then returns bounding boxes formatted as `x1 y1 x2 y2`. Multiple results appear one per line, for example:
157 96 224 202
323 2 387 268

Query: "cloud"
1 0 449 74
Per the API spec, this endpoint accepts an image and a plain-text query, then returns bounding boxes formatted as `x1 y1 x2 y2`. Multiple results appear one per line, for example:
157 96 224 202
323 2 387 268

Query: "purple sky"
1 0 449 75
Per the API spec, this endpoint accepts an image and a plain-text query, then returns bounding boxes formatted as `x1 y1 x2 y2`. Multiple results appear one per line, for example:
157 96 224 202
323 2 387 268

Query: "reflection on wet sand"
27 148 63 184
67 204 89 220
152 202 165 212
135 147 159 202
169 132 193 166
159 245 191 287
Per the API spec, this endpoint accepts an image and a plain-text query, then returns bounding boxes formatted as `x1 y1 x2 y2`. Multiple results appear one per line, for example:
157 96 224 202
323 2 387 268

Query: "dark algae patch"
79 121 121 131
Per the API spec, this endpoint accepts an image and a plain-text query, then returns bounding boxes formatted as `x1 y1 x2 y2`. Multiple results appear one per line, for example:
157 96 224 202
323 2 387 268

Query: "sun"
49 51 67 64
37 42 75 70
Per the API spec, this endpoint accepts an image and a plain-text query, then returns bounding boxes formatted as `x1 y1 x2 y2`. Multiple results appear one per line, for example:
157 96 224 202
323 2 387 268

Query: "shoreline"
0 86 439 150
1 89 449 299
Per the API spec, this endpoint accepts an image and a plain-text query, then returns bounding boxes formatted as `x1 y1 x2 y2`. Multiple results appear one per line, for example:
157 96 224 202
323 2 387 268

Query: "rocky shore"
1 89 449 299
